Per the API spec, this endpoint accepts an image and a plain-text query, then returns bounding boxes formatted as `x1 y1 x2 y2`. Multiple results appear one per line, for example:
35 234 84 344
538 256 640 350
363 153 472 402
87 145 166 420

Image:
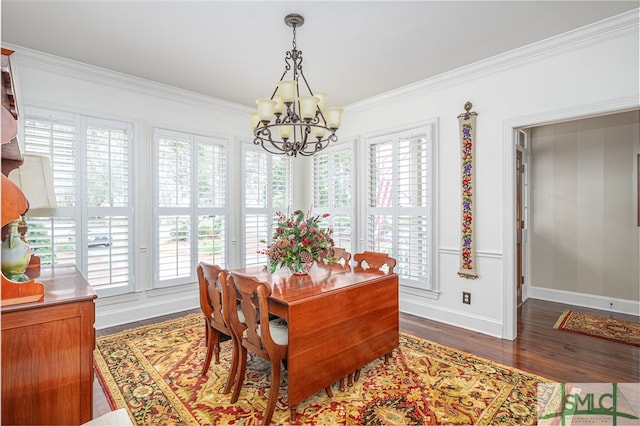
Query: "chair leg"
212 330 221 364
338 378 345 392
290 407 297 423
263 359 282 425
231 346 248 404
384 352 391 364
325 386 333 398
353 368 361 382
347 372 354 387
201 325 214 376
223 334 239 395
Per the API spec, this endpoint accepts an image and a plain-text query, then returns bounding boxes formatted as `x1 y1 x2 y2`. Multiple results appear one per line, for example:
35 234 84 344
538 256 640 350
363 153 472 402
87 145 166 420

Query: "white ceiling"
1 1 637 108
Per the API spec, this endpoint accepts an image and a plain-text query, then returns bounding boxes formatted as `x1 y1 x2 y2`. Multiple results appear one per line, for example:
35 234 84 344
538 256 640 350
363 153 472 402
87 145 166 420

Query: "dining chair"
226 270 333 424
353 251 396 273
347 251 398 384
196 262 238 395
332 247 351 265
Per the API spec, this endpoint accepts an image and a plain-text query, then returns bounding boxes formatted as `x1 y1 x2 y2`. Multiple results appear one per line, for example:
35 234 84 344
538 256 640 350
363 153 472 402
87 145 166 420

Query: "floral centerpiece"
259 210 336 274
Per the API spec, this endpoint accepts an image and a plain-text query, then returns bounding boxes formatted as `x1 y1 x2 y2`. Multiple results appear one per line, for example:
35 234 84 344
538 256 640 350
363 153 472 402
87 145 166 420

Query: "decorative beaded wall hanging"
457 102 478 279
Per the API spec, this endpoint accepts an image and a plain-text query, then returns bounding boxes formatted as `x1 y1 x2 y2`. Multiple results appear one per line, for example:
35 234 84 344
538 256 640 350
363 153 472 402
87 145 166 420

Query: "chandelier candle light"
249 14 344 157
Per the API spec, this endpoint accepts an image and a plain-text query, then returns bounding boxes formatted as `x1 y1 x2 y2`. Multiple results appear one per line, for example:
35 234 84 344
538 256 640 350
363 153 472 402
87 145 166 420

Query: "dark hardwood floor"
93 298 639 419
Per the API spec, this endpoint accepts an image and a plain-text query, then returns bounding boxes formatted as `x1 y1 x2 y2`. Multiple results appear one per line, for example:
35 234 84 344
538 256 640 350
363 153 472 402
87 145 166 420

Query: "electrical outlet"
463 292 471 304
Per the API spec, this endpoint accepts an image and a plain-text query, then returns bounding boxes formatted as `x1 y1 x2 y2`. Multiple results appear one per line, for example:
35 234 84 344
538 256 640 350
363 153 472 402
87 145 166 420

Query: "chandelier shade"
249 14 343 157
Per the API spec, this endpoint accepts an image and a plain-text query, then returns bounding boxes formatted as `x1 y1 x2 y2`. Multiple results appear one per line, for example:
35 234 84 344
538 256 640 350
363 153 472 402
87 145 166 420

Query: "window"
366 126 433 289
312 142 355 251
243 144 292 266
153 128 227 287
23 107 134 296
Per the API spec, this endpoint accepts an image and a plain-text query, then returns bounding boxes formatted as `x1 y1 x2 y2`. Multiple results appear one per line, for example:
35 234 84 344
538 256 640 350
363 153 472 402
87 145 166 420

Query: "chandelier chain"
292 25 297 51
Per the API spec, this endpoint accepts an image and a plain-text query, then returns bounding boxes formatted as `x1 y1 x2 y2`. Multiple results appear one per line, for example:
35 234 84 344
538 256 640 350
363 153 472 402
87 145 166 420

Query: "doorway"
515 110 640 315
504 102 640 341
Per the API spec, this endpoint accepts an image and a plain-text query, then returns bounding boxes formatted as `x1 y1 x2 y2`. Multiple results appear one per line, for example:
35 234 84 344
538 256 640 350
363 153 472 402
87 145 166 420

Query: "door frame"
515 133 529 307
501 96 638 340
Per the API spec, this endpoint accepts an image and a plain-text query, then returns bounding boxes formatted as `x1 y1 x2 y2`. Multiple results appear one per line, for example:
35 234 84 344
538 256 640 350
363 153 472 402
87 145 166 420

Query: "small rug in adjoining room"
553 310 640 347
94 314 550 425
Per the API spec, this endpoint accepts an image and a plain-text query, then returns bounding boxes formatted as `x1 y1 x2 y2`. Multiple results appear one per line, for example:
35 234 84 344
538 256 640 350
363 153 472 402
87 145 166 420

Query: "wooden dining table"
230 261 399 409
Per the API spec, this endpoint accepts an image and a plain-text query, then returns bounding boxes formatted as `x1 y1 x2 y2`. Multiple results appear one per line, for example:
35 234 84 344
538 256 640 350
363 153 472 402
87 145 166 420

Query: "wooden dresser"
1 266 97 425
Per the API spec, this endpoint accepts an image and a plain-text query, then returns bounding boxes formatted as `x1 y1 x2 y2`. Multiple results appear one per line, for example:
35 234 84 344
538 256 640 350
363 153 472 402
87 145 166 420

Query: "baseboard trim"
528 286 640 316
95 296 199 330
400 296 504 339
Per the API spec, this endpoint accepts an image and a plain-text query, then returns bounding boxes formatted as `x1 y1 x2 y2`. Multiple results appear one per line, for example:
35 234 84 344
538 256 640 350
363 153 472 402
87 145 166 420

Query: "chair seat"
246 317 288 346
215 304 244 323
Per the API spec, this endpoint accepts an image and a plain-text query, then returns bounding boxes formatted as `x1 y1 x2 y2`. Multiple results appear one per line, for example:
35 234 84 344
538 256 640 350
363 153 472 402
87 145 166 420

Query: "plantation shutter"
312 143 354 251
85 118 132 292
196 139 227 266
154 129 228 287
23 113 78 267
313 152 330 208
156 131 192 284
22 107 135 296
244 146 291 267
367 127 433 290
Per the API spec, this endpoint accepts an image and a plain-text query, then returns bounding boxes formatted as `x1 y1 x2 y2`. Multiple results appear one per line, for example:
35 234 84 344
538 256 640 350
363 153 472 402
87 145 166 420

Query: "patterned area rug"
94 314 549 425
553 310 640 347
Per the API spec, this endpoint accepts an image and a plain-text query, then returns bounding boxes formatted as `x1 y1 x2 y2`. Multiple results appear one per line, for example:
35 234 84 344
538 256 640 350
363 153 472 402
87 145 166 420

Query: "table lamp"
7 154 57 271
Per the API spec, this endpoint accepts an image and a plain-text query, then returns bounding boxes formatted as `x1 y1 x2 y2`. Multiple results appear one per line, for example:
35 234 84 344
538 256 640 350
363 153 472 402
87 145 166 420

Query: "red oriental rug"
553 310 640 347
94 314 550 425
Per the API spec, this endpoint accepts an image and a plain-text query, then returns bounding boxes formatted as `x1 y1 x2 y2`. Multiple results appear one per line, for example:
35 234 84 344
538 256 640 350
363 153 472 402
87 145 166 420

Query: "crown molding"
1 42 252 113
347 8 639 112
3 8 638 115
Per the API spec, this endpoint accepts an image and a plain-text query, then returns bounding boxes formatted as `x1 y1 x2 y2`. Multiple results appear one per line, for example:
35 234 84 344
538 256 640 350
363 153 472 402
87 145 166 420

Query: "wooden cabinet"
2 48 23 174
1 266 97 425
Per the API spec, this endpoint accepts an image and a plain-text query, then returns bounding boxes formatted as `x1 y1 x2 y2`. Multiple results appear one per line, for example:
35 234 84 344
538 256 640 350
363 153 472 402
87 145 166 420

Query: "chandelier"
248 14 343 157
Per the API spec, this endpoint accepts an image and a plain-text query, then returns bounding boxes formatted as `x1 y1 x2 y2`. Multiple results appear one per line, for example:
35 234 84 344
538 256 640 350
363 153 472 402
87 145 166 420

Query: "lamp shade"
256 98 277 122
8 155 57 210
277 80 296 103
248 112 261 130
278 125 293 140
325 107 344 130
273 95 285 115
298 96 320 120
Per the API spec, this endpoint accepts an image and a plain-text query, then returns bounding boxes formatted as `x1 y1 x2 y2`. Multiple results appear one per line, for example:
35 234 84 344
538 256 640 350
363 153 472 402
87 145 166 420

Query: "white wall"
7 9 639 336
339 10 639 337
